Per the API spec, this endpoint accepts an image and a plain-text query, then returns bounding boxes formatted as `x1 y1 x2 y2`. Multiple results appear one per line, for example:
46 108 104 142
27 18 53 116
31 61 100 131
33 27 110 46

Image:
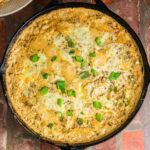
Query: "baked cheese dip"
5 8 144 145
0 0 9 6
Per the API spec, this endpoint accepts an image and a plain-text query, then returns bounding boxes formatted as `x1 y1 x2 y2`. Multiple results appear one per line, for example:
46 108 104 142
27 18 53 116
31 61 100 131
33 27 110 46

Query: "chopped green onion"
57 98 63 107
69 49 75 54
114 86 118 93
47 123 54 129
55 111 64 120
93 101 101 109
55 111 62 117
96 113 101 122
56 81 66 93
75 56 83 62
81 60 86 67
109 87 113 92
31 54 40 62
67 90 76 97
66 37 74 48
67 110 73 116
77 118 83 125
80 112 84 115
87 120 89 124
61 115 65 121
72 90 76 97
80 71 91 80
91 68 96 75
40 86 48 96
109 72 120 81
51 56 57 62
41 72 50 79
67 90 73 96
95 37 101 46
89 52 96 57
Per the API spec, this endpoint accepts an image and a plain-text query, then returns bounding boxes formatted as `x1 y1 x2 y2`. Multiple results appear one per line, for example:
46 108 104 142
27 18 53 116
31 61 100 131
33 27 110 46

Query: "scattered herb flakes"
109 72 120 81
89 52 96 57
77 118 83 125
31 54 40 62
93 101 101 109
96 113 101 122
57 98 63 107
67 110 73 116
51 56 57 62
95 37 101 46
56 81 66 93
66 37 74 48
47 123 54 129
80 71 91 80
40 86 48 96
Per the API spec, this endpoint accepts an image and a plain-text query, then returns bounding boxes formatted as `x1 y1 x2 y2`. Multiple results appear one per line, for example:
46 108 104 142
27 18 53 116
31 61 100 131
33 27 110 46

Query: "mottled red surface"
0 18 6 64
13 140 34 150
40 142 60 150
130 112 141 125
92 0 114 6
147 0 150 4
122 131 144 150
0 0 150 150
118 0 140 35
94 137 116 150
146 18 150 65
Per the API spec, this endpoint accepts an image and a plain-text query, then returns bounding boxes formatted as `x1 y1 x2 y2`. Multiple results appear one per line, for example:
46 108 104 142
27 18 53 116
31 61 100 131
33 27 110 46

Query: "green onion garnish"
114 86 118 93
66 37 74 48
51 56 57 62
72 90 76 97
67 110 73 116
69 49 75 54
80 112 84 115
57 98 63 107
47 123 54 129
96 113 101 122
41 72 50 79
75 56 83 62
81 60 86 67
109 72 120 81
95 37 101 46
31 54 40 62
67 90 73 96
77 118 83 125
40 86 48 96
91 68 96 76
55 111 62 116
67 89 76 97
56 81 66 93
93 101 101 109
80 71 91 80
89 52 96 57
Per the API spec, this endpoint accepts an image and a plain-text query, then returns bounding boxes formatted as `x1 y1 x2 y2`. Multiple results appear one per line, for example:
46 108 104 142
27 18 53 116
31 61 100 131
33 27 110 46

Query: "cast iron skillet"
0 0 150 149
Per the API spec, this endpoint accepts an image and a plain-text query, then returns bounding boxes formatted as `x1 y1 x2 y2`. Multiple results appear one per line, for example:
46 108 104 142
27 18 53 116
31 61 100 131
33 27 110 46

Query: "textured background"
0 0 150 150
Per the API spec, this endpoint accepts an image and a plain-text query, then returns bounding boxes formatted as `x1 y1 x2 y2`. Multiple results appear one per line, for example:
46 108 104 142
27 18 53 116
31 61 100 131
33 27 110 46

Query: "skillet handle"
44 0 61 9
94 0 109 10
0 62 5 81
61 148 85 150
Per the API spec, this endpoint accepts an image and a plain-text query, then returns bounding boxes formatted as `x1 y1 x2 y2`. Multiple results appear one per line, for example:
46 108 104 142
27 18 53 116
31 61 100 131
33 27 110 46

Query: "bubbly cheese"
5 8 144 145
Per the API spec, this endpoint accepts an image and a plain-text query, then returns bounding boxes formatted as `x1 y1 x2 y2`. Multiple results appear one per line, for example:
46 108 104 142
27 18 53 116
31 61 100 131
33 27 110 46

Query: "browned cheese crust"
0 0 9 6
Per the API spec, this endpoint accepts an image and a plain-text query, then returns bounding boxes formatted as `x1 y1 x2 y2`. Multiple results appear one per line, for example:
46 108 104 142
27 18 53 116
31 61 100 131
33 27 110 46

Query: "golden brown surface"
5 8 144 145
0 0 9 6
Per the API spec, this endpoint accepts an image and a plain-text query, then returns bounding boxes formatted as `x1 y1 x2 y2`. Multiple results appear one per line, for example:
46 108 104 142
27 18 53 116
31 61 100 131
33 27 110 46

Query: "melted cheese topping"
0 0 9 6
5 8 144 145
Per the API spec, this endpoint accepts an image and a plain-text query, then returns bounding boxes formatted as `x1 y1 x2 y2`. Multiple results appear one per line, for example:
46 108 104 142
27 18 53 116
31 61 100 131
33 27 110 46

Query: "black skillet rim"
0 1 150 150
